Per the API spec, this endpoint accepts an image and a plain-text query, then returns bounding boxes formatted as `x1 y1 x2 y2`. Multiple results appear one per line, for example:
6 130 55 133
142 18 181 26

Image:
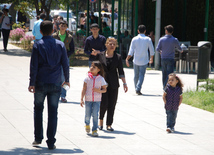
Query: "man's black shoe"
32 140 41 146
48 145 56 150
136 91 142 95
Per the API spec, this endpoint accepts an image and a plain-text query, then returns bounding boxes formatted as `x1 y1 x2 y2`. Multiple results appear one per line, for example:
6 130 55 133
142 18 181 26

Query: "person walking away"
96 37 128 131
52 20 75 103
126 25 154 95
0 8 13 52
156 25 183 88
32 13 46 42
163 73 183 133
28 21 70 150
80 61 107 137
84 23 106 67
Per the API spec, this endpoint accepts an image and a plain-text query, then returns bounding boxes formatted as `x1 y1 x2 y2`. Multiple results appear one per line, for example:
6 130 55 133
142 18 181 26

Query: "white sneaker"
166 128 172 133
92 130 98 137
171 128 175 132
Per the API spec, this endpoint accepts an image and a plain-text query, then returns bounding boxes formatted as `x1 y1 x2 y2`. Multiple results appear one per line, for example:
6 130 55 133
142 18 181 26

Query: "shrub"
199 78 214 92
20 35 34 48
12 22 25 30
9 28 25 42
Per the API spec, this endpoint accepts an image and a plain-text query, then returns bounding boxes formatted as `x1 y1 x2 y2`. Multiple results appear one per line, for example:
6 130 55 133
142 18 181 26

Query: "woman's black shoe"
98 126 103 130
107 126 114 131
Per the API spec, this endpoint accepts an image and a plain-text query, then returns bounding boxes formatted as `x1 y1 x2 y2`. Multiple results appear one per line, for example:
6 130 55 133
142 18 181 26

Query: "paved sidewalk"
0 38 214 155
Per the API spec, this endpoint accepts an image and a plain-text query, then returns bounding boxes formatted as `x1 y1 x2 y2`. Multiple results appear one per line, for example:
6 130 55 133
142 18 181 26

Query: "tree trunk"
9 3 17 23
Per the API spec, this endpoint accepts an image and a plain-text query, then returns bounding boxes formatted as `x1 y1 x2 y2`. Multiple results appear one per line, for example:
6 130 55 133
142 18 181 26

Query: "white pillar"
154 0 161 70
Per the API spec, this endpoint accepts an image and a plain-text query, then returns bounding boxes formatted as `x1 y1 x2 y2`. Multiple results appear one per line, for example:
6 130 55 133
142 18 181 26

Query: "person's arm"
121 77 128 93
179 95 183 107
84 38 92 55
91 37 107 55
125 39 134 67
80 82 87 107
175 38 183 53
163 92 167 104
149 55 154 64
0 15 4 24
117 54 125 77
67 38 75 58
28 44 39 93
8 17 14 26
32 22 36 36
117 55 128 92
156 39 162 53
61 45 70 86
148 39 155 64
93 85 107 93
125 55 132 67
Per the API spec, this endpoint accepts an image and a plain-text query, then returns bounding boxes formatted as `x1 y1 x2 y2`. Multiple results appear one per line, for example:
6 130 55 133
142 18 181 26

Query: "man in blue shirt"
156 25 182 88
32 13 46 42
28 21 69 150
84 23 106 67
126 25 154 95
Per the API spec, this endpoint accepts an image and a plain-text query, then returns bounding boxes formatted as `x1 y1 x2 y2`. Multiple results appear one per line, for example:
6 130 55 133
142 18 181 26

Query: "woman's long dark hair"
92 61 105 78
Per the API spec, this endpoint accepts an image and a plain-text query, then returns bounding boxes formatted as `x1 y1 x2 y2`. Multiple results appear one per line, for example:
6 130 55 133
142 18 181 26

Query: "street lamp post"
111 0 115 36
134 0 138 36
86 0 90 37
204 0 209 41
154 0 161 70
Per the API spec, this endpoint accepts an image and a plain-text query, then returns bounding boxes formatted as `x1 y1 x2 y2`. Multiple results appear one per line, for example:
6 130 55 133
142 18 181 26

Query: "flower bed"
9 28 25 42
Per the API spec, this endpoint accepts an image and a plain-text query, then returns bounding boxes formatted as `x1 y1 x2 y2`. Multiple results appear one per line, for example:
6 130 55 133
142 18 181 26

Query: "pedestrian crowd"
0 9 184 149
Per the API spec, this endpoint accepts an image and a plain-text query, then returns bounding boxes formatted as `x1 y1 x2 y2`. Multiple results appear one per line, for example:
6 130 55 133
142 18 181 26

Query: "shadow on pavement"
0 49 31 57
142 94 162 97
103 130 136 135
0 147 84 154
173 131 193 135
63 102 80 105
87 134 115 139
146 72 161 75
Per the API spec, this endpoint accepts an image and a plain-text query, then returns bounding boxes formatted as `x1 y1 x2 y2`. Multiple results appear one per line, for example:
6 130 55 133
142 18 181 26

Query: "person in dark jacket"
28 21 70 150
52 20 75 103
96 37 128 131
84 23 106 67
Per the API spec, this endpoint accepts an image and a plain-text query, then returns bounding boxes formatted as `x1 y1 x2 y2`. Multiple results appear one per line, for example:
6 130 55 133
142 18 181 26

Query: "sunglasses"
108 36 115 39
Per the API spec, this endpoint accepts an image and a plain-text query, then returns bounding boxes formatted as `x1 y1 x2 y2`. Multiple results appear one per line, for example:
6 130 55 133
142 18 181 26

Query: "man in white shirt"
126 25 155 95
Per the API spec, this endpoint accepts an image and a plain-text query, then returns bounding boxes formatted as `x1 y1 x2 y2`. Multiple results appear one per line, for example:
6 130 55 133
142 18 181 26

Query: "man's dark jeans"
161 58 174 88
34 82 61 148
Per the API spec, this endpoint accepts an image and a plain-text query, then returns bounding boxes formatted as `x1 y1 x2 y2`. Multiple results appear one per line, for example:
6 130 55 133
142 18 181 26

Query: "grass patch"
183 90 214 113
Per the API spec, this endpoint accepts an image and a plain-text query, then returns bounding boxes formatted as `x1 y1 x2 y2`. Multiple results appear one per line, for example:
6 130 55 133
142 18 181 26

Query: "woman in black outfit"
96 37 128 131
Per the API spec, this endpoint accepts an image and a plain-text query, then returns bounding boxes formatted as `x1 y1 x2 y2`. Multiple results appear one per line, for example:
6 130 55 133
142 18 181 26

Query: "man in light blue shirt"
156 25 182 88
126 25 154 95
32 13 46 42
